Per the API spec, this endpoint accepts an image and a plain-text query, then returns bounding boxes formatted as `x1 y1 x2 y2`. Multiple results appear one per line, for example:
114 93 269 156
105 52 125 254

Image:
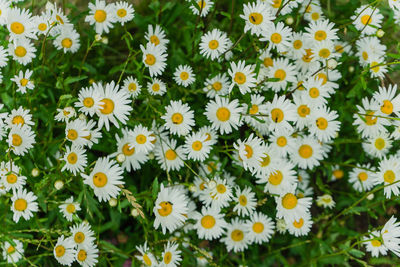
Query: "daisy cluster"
0 0 400 265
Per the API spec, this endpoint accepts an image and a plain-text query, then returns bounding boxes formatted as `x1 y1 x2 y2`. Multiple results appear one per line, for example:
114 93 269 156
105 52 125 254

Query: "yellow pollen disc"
335 45 344 53
365 111 377 125
128 83 137 92
208 40 219 49
316 117 328 130
216 184 226 194
384 170 395 183
314 30 327 41
201 215 216 229
99 98 115 114
274 69 286 81
234 72 246 85
94 10 107 22
197 0 206 9
136 134 147 144
244 144 253 159
302 49 313 63
192 141 203 151
73 232 85 245
319 48 331 58
55 245 65 257
271 108 284 123
164 251 172 264
216 107 230 121
15 46 27 57
158 201 172 216
93 172 108 187
297 105 310 117
371 240 381 247
293 218 304 228
309 87 320 98
381 100 393 115
361 15 371 25
249 104 259 115
271 33 282 44
249 12 263 25
212 81 222 91
374 138 385 150
117 8 127 18
371 62 380 73
277 136 287 147
122 143 135 156
231 229 244 242
205 133 212 141
12 115 25 125
83 97 94 107
7 173 17 184
12 134 23 146
272 0 282 8
150 35 160 45
239 195 247 206
199 182 206 191
67 152 78 164
143 254 152 266
282 193 298 209
38 23 47 31
260 155 270 167
358 172 368 181
268 170 283 185
145 54 156 65
263 57 273 68
20 78 28 86
165 149 177 160
180 71 189 81
152 83 160 92
316 73 327 85
67 129 78 140
171 113 183 124
61 38 72 48
252 222 264 233
362 51 369 61
293 40 303 49
14 198 27 211
56 15 64 24
77 249 87 261
11 22 25 34
333 169 344 179
299 144 313 158
66 203 76 213
311 12 320 20
7 246 15 254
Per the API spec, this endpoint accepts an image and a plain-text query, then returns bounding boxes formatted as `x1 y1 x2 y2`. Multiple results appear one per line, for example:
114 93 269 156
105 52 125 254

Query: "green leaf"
64 75 88 85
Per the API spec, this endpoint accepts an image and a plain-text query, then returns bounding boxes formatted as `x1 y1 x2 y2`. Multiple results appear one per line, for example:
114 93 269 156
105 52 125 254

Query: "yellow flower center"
201 215 216 229
374 138 385 150
293 40 303 49
12 115 25 125
150 35 160 45
77 249 87 261
239 195 247 206
216 184 226 194
94 10 107 22
171 113 183 124
316 73 328 85
12 134 23 146
314 30 327 41
83 97 94 107
277 136 287 147
128 83 137 92
67 152 78 164
99 98 115 114
15 46 27 57
298 144 313 159
20 78 29 87
11 22 25 34
311 12 320 21
319 48 331 58
180 71 189 81
244 144 253 159
316 117 328 130
333 169 344 179
365 111 377 125
216 107 230 121
55 245 65 257
66 203 76 214
38 23 47 31
234 72 246 85
297 105 310 118
361 15 371 25
293 218 304 228
165 149 177 160
335 45 344 53
302 49 313 62
61 38 72 48
143 254 152 266
117 8 127 18
67 129 78 140
272 0 282 8
384 170 395 183
145 54 156 65
260 155 270 167
271 108 284 123
271 33 282 44
93 172 108 187
274 69 286 81
158 201 172 216
249 104 259 115
268 170 283 185
208 40 219 49
381 100 393 115
212 81 222 91
358 172 368 181
164 251 172 264
231 229 244 241
362 51 369 61
371 240 381 247
252 222 264 233
122 143 135 156
7 173 17 184
263 57 273 68
282 193 298 209
136 134 147 144
309 87 320 98
371 62 380 73
249 12 263 25
14 198 27 211
7 246 15 254
192 141 203 151
152 83 160 92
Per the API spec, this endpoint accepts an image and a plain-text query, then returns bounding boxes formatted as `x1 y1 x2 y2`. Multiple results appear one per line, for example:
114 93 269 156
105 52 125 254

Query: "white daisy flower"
0 45 9 67
302 76 330 107
363 230 388 258
183 132 212 162
293 94 313 130
6 106 34 128
70 222 96 247
32 12 52 35
261 160 298 195
309 106 341 142
245 212 275 244
2 239 24 264
240 1 275 36
268 130 296 158
369 56 387 79
161 100 195 136
85 0 117 35
221 218 251 253
266 57 297 92
189 0 214 17
53 235 76 266
286 212 313 237
304 19 338 44
203 73 230 98
59 196 81 222
82 119 102 148
65 119 90 147
114 1 135 25
316 194 336 209
233 186 257 217
128 124 155 154
7 8 36 41
61 145 87 175
145 24 169 50
8 124 36 156
82 157 124 202
261 21 292 52
193 205 227 240
0 162 26 192
228 60 257 95
276 189 312 222
0 0 11 26
10 69 34 94
55 106 76 122
266 94 296 133
201 177 233 210
161 241 182 267
363 133 392 159
122 76 142 99
136 242 158 267
8 38 37 66
253 143 279 180
290 136 324 170
11 188 38 223
199 29 230 60
288 32 307 59
147 78 167 96
53 25 80 53
140 43 167 77
372 84 400 117
75 243 99 267
351 5 383 35
173 65 196 87
154 138 186 171
374 157 400 199
75 84 103 117
234 133 265 171
349 164 376 192
198 125 219 146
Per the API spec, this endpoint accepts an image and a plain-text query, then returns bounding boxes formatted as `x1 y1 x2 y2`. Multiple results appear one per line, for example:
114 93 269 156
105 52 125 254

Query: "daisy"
10 69 34 94
374 157 400 199
288 32 307 59
302 76 331 107
53 235 76 266
75 243 99 267
266 57 297 92
311 40 338 62
0 0 10 26
0 45 9 67
262 160 298 195
244 94 269 133
286 212 313 237
53 25 80 53
11 188 38 223
228 60 256 95
369 56 387 79
183 132 212 161
240 1 275 36
198 125 219 146
59 196 81 222
82 119 102 148
268 130 296 158
245 212 275 244
316 194 336 209
128 124 155 153
261 21 292 52
203 73 230 98
161 241 182 267
351 5 383 35
266 94 296 133
363 231 388 257
82 157 124 202
75 84 103 117
136 242 158 267
234 133 265 171
70 222 96 247
0 162 26 192
2 239 24 264
161 100 194 136
55 106 76 122
193 205 227 240
6 106 34 128
154 138 186 171
173 65 196 87
189 0 214 17
122 76 141 99
363 133 392 159
293 94 313 130
253 143 279 180
8 38 37 65
96 81 133 131
61 145 87 175
32 13 51 35
65 119 90 147
85 0 117 35
304 19 338 44
8 124 36 156
7 8 36 41
140 43 167 77
145 24 169 50
201 177 233 210
221 218 251 253
276 189 312 222
147 78 167 96
199 29 230 60
356 36 386 67
291 136 324 170
204 96 243 134
372 84 400 116
114 1 135 25
153 184 189 234
349 164 376 192
309 106 341 142
233 186 257 217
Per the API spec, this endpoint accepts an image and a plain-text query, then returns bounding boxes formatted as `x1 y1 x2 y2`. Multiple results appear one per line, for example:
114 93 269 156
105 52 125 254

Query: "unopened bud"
31 168 40 177
116 153 126 163
54 180 64 190
376 29 385 38
285 16 294 25
109 198 118 207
